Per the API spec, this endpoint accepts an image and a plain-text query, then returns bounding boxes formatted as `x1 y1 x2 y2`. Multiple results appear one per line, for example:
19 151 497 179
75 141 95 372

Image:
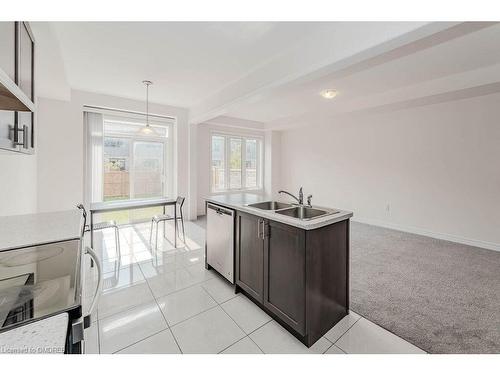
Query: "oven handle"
83 246 102 329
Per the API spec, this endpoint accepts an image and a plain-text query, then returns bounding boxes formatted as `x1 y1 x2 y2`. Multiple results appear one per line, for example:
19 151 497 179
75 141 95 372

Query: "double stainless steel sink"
247 201 339 221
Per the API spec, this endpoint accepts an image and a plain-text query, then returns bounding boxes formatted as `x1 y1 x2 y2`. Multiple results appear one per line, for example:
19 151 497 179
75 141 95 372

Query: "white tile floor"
83 219 426 354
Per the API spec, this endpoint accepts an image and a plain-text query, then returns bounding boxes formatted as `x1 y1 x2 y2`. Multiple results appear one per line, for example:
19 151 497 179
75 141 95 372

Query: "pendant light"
138 80 158 136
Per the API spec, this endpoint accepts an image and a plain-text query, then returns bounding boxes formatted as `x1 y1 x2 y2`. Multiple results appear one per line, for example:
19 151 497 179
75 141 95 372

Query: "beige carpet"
350 222 500 353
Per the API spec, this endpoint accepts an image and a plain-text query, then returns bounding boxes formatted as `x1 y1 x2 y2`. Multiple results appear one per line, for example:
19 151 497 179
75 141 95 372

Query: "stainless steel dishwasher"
206 203 235 283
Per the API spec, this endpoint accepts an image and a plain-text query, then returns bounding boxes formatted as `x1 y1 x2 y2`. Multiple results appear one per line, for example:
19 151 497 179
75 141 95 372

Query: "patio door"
131 141 164 200
103 138 166 202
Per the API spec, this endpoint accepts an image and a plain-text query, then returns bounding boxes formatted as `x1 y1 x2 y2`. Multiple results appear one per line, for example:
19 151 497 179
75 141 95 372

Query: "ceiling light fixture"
320 89 338 99
137 80 158 136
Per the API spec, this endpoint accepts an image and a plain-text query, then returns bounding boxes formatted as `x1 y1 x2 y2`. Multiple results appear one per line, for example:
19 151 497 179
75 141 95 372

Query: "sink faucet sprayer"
307 194 313 207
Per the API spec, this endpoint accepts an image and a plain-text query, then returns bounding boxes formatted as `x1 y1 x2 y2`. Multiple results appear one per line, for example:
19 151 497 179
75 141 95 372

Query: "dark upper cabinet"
263 220 306 335
0 21 35 153
18 22 34 102
0 22 16 81
235 211 264 303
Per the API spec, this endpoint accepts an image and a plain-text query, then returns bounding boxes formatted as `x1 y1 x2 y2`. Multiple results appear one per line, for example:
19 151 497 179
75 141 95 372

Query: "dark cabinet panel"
18 22 34 101
0 21 35 152
235 212 264 303
305 220 349 345
234 206 349 347
17 111 34 152
263 220 306 335
0 110 16 150
0 22 16 81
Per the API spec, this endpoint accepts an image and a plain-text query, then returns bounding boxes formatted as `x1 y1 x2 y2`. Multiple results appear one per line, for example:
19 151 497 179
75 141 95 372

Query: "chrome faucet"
278 187 304 205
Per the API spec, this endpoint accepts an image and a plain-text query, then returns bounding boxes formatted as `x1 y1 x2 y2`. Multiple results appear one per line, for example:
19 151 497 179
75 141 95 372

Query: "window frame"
209 131 264 194
102 116 174 202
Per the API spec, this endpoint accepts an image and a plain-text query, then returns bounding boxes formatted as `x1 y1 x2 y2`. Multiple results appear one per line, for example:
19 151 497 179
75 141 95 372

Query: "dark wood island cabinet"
234 210 349 347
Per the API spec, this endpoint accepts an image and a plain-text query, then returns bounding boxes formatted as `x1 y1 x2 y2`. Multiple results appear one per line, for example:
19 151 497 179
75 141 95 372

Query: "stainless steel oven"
0 240 101 353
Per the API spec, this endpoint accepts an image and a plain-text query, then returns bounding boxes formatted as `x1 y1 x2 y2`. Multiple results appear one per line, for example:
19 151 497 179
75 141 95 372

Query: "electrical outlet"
386 203 390 212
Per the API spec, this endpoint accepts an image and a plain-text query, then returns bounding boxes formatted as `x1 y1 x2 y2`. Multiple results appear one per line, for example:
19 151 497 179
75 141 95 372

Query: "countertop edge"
205 196 353 230
0 235 81 253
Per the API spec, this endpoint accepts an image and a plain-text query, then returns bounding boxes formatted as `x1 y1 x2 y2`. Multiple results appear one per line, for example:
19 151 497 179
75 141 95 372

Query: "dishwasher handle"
207 203 234 217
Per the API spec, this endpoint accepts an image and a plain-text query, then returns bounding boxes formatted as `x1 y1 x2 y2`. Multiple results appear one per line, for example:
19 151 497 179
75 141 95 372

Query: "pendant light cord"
143 80 153 127
146 82 149 126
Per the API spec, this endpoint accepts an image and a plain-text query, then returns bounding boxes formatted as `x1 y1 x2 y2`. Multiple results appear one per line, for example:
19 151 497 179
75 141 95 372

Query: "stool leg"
115 226 121 259
149 219 154 245
155 221 159 250
181 218 186 243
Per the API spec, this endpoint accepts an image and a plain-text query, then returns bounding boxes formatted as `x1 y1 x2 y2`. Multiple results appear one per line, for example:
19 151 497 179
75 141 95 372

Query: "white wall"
36 90 189 214
279 93 500 250
0 151 37 216
264 130 281 200
196 124 272 216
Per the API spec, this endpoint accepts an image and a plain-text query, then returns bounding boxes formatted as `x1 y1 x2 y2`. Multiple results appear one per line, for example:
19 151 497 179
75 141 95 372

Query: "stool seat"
77 204 121 267
85 220 118 231
150 196 186 248
152 214 173 222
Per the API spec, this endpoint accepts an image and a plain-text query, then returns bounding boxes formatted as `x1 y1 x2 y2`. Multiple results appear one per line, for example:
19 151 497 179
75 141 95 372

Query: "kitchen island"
205 193 353 347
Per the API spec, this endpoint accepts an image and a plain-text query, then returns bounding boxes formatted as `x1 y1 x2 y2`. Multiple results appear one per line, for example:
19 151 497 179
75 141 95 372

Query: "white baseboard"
352 217 500 252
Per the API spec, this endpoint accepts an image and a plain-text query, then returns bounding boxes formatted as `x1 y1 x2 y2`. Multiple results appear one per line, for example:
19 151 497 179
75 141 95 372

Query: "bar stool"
77 204 121 258
149 196 186 248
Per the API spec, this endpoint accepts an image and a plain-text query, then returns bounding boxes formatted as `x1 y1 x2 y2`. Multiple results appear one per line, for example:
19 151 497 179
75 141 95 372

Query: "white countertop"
206 193 353 230
0 313 68 354
0 210 82 251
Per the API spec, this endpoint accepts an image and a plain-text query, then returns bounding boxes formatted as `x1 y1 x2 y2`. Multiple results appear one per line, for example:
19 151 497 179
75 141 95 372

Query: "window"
210 133 262 192
102 114 173 202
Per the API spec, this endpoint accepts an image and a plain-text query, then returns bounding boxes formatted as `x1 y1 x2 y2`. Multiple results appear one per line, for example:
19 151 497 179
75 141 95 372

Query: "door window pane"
229 138 242 189
133 141 163 199
103 137 130 201
211 136 225 191
245 139 257 188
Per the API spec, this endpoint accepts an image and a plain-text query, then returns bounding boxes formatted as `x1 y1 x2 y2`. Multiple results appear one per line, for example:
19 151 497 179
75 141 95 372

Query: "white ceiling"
33 21 500 130
48 22 323 108
224 22 500 128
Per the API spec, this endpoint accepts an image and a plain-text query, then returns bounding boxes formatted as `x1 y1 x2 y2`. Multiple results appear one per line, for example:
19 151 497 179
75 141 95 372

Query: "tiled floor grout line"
97 263 215 323
199 278 267 354
168 304 220 329
216 335 248 354
99 251 185 354
198 275 269 354
136 257 184 355
331 315 363 348
199 284 239 305
241 318 272 337
218 301 266 354
321 336 335 354
142 270 217 301
322 342 334 354
336 344 347 354
112 328 172 354
96 221 418 355
102 257 174 354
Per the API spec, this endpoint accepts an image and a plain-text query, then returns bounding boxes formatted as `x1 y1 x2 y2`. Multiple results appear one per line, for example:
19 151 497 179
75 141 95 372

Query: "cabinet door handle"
262 220 269 238
11 124 29 148
257 219 262 239
22 125 28 149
